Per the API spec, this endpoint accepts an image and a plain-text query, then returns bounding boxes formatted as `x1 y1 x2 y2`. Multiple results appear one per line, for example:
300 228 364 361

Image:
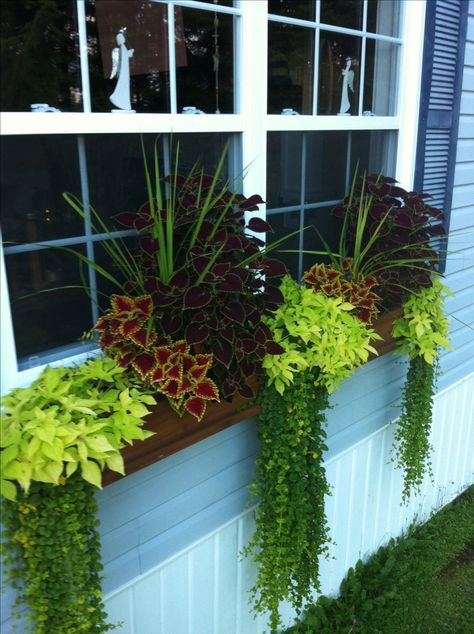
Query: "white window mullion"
76 0 91 113
0 236 18 394
168 2 178 114
240 0 268 216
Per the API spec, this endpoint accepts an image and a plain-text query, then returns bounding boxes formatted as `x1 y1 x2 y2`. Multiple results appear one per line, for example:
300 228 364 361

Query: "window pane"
320 0 363 31
84 133 234 229
267 132 304 208
1 136 83 244
87 0 171 113
176 8 235 114
194 0 234 6
0 0 82 112
367 0 401 37
268 22 314 114
268 1 316 21
267 210 301 276
267 130 398 280
5 247 93 364
305 131 348 202
363 40 399 116
302 205 341 273
318 32 361 115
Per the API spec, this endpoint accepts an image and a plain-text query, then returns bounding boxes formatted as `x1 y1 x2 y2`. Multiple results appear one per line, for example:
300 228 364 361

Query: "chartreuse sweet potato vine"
245 276 381 632
0 357 155 633
391 277 453 502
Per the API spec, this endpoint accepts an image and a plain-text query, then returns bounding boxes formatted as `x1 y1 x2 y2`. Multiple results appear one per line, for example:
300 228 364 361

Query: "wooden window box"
103 308 402 486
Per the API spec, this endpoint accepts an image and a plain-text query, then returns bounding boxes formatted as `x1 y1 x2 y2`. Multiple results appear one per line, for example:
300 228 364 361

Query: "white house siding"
1 5 474 634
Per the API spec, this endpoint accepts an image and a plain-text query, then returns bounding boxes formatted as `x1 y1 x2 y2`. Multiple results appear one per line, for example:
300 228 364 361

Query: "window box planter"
103 308 402 485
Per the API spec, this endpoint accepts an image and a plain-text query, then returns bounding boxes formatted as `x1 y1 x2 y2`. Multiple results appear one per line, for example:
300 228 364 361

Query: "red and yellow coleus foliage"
302 259 381 324
94 295 219 421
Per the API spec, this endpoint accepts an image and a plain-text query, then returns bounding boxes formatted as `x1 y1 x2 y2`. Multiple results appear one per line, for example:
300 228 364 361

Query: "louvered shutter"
414 0 469 272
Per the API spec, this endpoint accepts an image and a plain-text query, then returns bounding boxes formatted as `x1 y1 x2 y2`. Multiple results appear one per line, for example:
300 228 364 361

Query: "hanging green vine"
1 474 115 633
391 278 453 502
0 356 156 632
244 276 381 631
243 372 331 632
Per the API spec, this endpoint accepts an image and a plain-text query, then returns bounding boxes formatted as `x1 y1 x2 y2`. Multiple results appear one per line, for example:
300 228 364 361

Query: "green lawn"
287 485 474 633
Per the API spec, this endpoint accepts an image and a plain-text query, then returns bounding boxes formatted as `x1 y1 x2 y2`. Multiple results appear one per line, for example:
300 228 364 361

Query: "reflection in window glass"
267 130 398 280
5 247 93 363
318 32 361 115
0 0 82 112
367 0 401 37
87 0 171 113
0 136 82 244
268 23 314 114
363 40 399 116
176 7 234 114
320 0 363 31
268 1 316 21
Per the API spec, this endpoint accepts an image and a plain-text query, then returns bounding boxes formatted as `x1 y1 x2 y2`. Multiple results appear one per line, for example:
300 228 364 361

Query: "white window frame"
0 0 426 394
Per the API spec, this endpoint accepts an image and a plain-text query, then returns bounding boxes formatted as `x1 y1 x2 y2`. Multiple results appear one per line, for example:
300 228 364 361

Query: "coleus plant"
64 139 289 403
94 295 219 421
331 174 446 306
302 258 381 324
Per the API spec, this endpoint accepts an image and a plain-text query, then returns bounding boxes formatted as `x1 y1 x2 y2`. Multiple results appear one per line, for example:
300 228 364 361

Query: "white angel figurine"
338 57 354 116
110 28 135 112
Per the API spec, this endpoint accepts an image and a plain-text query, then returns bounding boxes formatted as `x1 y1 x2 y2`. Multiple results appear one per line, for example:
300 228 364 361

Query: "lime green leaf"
81 460 102 489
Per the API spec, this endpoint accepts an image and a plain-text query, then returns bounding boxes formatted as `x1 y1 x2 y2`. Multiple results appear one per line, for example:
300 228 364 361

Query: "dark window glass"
320 0 363 31
267 211 301 277
267 130 398 280
268 1 316 21
363 40 399 116
87 0 171 113
5 247 93 363
84 133 233 229
367 0 401 37
194 0 234 6
305 131 348 202
176 8 235 114
267 133 303 208
268 22 314 114
318 32 361 115
0 0 82 112
1 136 83 244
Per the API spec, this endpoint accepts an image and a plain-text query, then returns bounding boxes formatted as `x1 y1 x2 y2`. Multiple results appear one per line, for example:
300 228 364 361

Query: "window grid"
0 0 428 394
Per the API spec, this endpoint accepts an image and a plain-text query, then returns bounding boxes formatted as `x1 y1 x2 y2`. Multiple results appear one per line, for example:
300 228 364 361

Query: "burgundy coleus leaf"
121 318 143 338
113 212 136 228
211 262 231 278
427 224 446 236
241 339 258 354
189 364 207 383
332 205 345 219
213 339 234 367
221 325 235 343
149 365 165 383
394 212 414 229
140 237 158 256
262 258 288 278
192 256 212 275
262 285 284 306
166 363 183 382
132 353 156 379
426 206 444 220
154 346 172 365
161 379 182 399
240 361 255 378
238 194 265 211
218 274 243 293
111 295 135 313
223 235 243 252
99 332 118 349
129 328 156 349
185 396 207 422
222 302 246 324
161 313 183 336
265 340 285 355
170 270 189 290
255 323 272 345
184 286 212 309
238 384 255 399
170 340 189 355
134 216 154 232
152 291 177 308
195 353 213 370
185 323 210 345
247 217 272 233
194 379 219 401
116 352 135 368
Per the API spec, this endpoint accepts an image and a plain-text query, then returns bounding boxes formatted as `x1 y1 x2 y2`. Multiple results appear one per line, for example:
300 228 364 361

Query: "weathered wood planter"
103 308 402 485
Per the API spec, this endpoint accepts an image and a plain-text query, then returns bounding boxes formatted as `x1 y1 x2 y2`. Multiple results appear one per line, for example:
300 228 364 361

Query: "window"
0 0 426 393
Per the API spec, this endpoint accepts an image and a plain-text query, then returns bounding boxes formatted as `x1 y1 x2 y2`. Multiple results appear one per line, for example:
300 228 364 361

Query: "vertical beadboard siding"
103 373 474 634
